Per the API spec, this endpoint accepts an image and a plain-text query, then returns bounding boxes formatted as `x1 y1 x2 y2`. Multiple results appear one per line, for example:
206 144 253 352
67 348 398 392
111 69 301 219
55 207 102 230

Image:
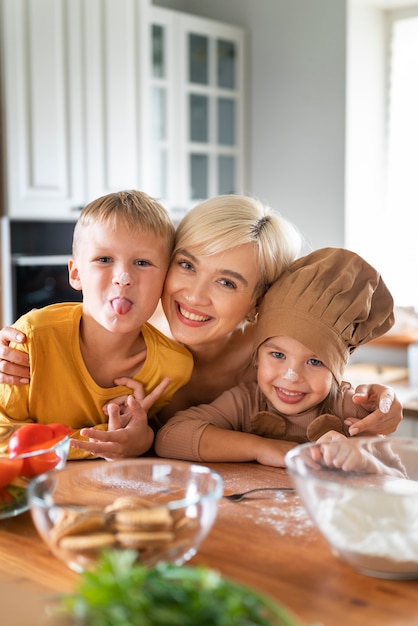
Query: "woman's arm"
0 327 30 384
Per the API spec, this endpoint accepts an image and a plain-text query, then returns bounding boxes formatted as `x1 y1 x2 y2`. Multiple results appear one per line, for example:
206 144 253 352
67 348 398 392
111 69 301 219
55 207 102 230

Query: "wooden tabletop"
1 460 418 626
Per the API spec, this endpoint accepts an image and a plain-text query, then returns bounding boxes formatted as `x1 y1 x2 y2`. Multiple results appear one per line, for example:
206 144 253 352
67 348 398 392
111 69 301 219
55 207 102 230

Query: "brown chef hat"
254 247 395 383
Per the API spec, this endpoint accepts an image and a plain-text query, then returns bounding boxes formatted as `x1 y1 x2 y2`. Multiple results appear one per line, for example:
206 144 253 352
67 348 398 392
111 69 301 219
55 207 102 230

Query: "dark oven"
1 219 82 325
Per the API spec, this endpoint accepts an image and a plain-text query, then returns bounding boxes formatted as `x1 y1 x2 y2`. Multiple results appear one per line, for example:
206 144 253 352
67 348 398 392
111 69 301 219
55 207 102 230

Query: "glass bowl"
28 458 223 573
0 424 70 520
285 437 418 579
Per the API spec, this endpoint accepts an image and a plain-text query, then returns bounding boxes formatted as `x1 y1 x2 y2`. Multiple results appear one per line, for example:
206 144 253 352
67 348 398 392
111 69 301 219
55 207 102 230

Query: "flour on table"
253 500 315 536
222 491 314 537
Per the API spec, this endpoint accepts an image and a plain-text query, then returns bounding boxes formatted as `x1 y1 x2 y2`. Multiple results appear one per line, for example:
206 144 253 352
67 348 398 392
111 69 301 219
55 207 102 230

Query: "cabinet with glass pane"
141 6 245 220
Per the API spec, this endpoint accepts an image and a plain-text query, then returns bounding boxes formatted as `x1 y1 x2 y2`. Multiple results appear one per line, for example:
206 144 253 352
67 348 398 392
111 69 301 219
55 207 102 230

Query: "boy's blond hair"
72 190 175 257
174 194 302 298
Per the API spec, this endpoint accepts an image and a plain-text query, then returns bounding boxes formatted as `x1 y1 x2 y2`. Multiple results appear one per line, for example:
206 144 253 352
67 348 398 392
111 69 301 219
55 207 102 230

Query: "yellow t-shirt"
0 303 193 456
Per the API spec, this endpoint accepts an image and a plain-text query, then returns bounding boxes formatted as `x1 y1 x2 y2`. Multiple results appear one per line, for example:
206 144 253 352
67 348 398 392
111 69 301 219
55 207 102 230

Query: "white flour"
252 501 314 536
311 480 418 576
221 491 314 537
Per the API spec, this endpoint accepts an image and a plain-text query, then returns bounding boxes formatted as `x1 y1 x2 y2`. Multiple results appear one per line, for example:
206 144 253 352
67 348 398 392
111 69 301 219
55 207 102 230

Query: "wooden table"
1 460 418 626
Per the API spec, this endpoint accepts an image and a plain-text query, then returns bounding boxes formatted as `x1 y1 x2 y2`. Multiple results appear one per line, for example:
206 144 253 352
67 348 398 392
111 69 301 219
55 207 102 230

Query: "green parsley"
61 550 315 626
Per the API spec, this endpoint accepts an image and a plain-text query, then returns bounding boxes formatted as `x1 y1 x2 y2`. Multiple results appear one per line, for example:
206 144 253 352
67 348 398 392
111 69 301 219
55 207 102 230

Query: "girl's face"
162 243 260 349
256 335 333 415
69 221 169 334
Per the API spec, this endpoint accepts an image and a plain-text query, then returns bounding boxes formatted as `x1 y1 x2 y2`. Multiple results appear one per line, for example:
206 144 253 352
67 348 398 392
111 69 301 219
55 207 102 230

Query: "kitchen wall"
1 0 346 325
154 0 347 253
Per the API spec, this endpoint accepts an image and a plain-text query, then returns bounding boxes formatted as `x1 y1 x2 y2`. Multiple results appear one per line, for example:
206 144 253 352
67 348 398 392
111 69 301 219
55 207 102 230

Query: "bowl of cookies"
27 458 223 573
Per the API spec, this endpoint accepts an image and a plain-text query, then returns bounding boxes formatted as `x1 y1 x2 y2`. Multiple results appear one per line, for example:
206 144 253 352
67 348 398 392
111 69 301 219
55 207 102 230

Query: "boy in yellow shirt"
0 190 193 459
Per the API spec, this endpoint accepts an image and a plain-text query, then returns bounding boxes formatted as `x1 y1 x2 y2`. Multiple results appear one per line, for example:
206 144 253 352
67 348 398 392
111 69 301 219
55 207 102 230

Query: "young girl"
155 247 396 467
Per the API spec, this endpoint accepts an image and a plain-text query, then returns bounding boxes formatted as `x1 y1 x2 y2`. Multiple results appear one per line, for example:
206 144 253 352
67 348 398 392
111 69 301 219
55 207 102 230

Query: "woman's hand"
344 384 403 436
0 327 30 384
70 377 171 460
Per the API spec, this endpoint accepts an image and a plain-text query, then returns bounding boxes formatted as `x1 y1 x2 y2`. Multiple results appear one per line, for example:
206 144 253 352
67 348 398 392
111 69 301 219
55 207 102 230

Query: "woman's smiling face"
161 243 261 349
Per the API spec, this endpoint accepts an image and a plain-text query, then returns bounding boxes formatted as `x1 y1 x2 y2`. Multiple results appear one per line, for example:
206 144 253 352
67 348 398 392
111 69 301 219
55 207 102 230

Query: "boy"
155 247 395 468
0 190 193 459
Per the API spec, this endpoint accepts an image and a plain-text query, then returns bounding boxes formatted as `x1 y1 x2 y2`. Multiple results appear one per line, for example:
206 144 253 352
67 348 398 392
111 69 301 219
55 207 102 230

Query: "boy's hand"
345 384 402 436
0 327 30 384
101 376 153 416
71 377 171 460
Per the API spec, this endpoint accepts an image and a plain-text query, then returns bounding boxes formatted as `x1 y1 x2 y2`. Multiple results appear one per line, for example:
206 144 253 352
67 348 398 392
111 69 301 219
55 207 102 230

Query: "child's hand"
316 430 346 444
313 431 365 472
254 438 297 467
71 377 171 460
71 394 153 460
313 432 390 474
101 376 152 417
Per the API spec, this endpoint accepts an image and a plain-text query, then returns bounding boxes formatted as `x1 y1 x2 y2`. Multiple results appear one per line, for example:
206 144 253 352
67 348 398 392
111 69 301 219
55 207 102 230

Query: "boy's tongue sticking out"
111 298 132 315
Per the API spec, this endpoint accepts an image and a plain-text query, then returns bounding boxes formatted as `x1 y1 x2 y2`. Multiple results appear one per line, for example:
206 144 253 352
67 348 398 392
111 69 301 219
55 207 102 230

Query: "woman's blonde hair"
72 190 175 257
174 194 302 298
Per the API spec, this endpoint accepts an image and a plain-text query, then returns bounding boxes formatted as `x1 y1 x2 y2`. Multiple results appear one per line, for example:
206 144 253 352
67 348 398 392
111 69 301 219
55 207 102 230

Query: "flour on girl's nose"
284 368 298 382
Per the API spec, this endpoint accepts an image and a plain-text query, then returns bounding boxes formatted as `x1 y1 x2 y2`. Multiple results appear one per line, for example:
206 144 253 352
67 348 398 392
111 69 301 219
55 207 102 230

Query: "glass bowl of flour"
285 437 418 579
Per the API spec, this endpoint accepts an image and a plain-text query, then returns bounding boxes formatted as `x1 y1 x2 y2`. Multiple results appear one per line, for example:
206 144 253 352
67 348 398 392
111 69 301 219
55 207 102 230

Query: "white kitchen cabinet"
0 0 146 219
1 0 84 218
0 0 245 221
141 5 245 220
82 0 144 203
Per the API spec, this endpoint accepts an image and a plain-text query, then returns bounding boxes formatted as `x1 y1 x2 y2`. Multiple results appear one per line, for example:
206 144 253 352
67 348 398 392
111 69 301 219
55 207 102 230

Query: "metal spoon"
222 487 295 503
